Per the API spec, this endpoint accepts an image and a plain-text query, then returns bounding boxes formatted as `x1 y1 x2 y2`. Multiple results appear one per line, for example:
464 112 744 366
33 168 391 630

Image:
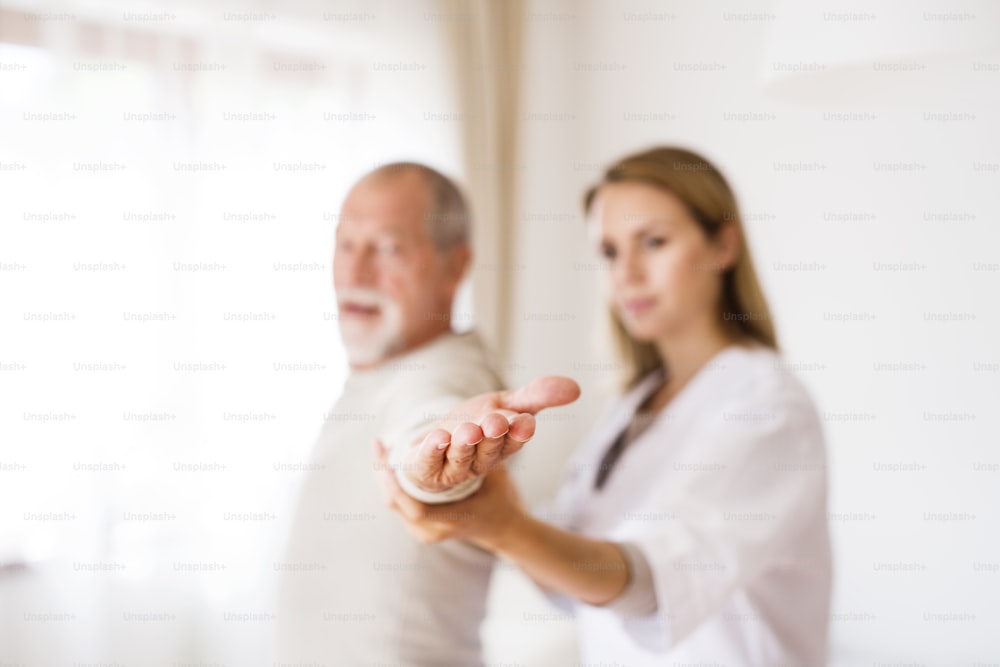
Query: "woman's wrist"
471 505 531 554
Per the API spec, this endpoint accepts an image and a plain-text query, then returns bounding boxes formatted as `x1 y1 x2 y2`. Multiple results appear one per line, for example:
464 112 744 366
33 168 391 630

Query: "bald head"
362 162 471 252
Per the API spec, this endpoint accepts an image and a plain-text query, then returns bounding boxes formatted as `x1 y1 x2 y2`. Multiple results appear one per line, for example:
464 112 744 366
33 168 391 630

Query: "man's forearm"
478 514 630 606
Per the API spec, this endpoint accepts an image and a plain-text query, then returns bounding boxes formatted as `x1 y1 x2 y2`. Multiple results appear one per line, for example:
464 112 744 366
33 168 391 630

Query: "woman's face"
590 181 736 343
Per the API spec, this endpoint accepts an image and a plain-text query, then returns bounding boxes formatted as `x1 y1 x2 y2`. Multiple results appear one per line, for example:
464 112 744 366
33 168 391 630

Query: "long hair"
583 146 778 388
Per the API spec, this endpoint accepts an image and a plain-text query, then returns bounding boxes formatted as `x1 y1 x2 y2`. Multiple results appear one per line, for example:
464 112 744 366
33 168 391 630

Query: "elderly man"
277 162 571 666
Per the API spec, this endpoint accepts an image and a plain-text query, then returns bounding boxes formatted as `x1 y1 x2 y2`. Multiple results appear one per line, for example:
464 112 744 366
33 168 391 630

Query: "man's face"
333 172 459 367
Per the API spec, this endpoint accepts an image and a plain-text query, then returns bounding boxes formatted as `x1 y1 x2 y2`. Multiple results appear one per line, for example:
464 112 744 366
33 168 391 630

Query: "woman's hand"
375 439 631 606
374 439 526 551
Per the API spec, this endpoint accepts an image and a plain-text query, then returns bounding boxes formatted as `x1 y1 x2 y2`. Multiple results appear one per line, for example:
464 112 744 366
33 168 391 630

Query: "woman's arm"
479 511 630 607
375 440 630 607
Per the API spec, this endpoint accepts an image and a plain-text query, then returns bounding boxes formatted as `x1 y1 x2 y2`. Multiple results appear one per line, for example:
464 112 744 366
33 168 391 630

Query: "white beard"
336 287 404 367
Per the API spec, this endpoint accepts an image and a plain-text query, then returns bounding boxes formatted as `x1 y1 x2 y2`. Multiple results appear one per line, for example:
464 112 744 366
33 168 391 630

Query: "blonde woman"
376 147 832 665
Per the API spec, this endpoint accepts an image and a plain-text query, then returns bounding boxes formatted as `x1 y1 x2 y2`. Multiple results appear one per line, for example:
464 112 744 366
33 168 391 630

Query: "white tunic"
542 345 832 666
277 331 503 666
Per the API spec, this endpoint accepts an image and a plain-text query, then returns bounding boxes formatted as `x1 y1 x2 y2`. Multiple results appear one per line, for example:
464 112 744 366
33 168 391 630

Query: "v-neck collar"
617 343 754 440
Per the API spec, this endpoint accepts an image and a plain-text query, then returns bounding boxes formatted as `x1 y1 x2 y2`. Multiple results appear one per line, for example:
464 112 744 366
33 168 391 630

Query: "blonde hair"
583 146 778 388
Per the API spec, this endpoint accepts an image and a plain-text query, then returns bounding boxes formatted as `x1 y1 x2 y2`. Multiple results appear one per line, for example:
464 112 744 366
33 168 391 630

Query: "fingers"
420 429 451 452
377 458 428 522
506 413 536 444
480 412 510 439
380 430 451 494
393 491 427 522
496 376 581 415
470 412 509 475
481 413 534 464
451 422 484 448
375 438 457 544
372 438 390 467
465 411 537 475
445 422 483 477
383 468 461 530
411 428 450 480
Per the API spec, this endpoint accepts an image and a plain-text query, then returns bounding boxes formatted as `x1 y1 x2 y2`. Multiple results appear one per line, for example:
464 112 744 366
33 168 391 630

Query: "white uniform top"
277 331 503 666
542 344 832 666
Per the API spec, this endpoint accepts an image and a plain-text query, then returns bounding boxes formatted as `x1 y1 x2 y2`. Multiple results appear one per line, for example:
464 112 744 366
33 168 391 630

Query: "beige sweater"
277 331 503 666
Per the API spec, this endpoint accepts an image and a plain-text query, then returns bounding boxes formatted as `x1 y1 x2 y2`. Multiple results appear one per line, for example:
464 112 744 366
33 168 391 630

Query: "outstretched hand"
393 375 580 495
